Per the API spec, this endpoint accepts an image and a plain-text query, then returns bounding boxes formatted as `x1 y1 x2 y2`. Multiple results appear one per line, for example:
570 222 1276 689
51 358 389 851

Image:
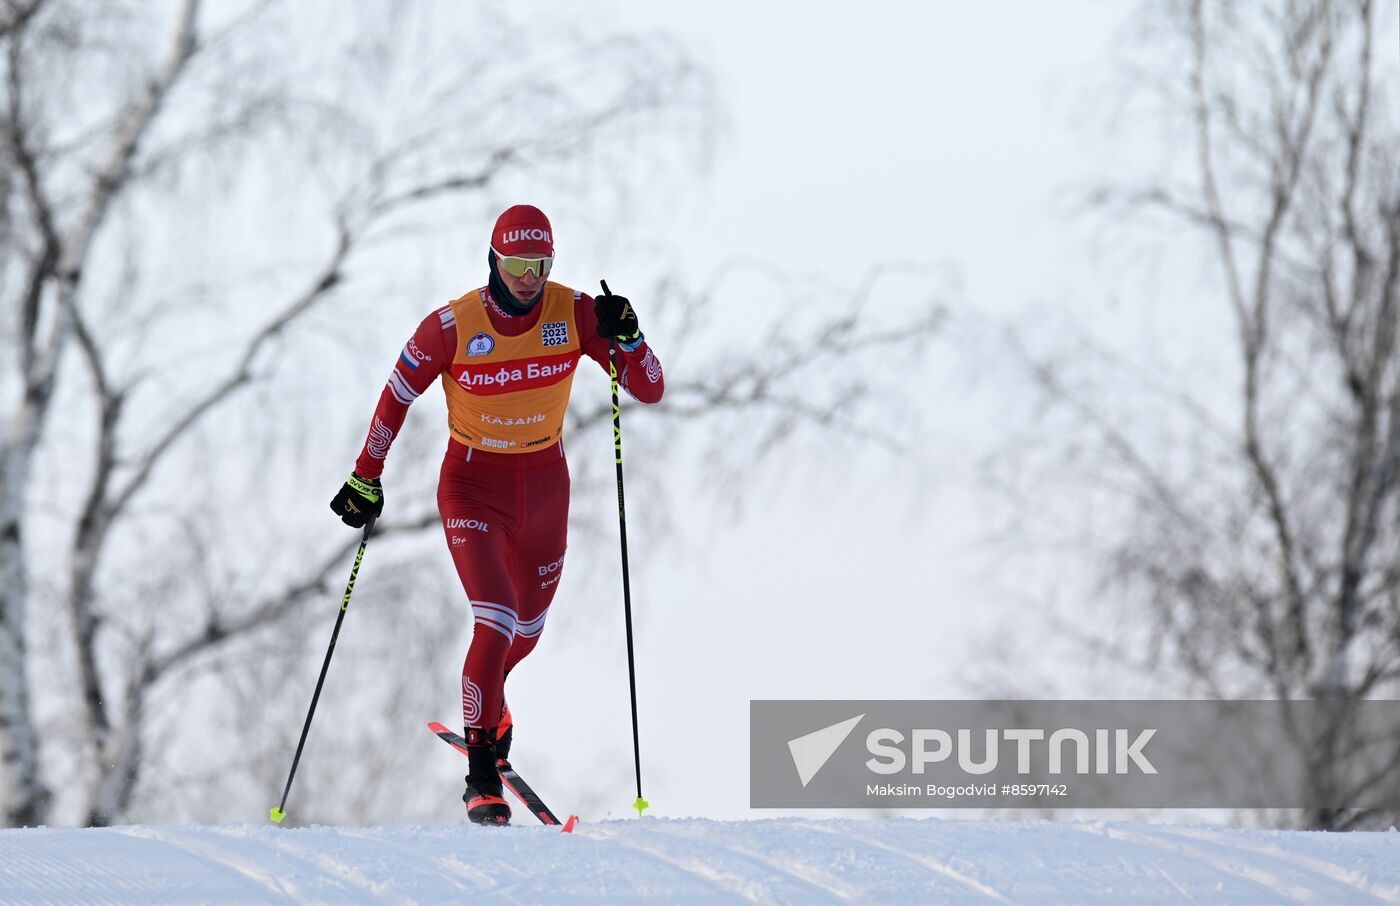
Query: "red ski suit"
353 283 664 733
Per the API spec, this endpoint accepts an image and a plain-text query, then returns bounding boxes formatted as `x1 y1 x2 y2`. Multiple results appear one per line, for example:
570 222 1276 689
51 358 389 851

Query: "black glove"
595 288 642 346
330 473 383 528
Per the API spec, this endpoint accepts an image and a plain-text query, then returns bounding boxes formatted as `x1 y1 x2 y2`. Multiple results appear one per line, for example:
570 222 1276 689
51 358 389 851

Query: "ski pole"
601 278 648 818
270 515 376 824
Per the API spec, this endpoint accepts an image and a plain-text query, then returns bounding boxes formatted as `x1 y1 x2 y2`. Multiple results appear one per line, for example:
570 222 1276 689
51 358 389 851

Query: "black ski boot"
462 726 510 826
496 700 514 764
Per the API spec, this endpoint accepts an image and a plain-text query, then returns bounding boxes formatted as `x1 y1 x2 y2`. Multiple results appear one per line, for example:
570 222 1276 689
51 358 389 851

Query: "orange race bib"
440 283 582 453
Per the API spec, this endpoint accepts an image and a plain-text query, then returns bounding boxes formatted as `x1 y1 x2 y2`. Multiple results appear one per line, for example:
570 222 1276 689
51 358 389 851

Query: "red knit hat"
492 204 553 257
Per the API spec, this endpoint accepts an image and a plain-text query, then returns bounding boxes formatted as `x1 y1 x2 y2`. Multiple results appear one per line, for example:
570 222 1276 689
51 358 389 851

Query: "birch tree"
1005 0 1400 829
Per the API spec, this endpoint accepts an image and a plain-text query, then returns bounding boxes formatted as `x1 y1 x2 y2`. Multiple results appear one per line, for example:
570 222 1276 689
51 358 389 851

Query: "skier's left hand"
595 290 642 346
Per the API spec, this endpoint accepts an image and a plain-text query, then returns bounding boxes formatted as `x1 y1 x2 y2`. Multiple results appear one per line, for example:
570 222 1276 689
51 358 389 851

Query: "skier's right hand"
594 288 642 345
330 473 383 528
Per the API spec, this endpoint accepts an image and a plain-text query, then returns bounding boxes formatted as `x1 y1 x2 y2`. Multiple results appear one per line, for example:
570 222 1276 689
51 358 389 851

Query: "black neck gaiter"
487 252 544 316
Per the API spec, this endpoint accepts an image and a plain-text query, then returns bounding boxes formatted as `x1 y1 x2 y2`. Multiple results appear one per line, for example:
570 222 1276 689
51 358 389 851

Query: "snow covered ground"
2 817 1398 904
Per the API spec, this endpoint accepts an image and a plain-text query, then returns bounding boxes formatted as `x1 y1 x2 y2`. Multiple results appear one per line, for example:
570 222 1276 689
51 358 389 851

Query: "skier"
329 204 665 824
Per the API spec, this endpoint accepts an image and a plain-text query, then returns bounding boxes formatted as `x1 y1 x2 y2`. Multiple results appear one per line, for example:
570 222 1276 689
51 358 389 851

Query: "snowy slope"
2 818 1398 904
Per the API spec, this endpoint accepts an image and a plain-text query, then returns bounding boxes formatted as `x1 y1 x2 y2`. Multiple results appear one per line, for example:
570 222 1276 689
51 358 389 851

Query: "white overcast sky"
577 1 1128 303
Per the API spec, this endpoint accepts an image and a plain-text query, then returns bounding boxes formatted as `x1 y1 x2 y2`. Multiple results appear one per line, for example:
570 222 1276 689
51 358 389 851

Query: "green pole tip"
269 807 287 824
633 796 649 817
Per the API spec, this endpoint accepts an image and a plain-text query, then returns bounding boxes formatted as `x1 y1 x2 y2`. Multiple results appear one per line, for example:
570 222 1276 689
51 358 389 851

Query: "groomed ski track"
3 817 1399 904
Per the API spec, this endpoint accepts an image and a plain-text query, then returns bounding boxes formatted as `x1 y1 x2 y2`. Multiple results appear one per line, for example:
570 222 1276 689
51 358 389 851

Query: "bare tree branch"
367 148 515 219
1006 326 1201 532
108 215 350 523
0 0 45 44
1337 0 1377 313
49 0 202 774
59 0 200 284
107 135 538 527
146 513 439 685
4 26 58 381
1188 0 1250 326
